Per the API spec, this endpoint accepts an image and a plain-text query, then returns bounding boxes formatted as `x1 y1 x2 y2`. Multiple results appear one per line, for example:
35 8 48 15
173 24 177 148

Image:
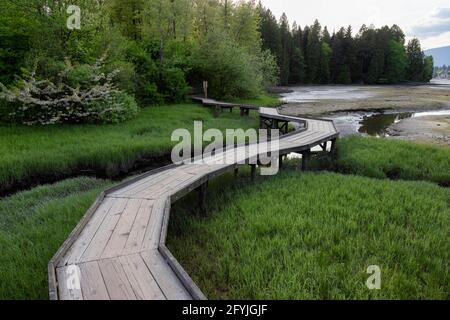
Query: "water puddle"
326 109 450 137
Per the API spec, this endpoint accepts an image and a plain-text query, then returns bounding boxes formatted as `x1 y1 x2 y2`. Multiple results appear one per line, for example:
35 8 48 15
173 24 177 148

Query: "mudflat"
387 115 450 146
280 85 450 116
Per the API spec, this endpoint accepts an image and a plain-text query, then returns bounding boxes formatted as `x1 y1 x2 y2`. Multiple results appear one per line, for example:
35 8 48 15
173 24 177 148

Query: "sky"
259 0 450 49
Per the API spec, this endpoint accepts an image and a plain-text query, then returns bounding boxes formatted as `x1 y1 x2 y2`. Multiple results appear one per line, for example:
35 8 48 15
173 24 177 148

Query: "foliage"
0 0 278 105
168 171 450 299
385 40 407 83
257 6 433 85
0 104 258 195
0 55 138 125
192 30 273 99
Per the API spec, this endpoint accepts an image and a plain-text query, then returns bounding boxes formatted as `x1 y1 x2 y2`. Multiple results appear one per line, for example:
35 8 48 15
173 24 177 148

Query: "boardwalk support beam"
197 181 208 215
330 138 337 155
301 149 311 171
250 164 257 181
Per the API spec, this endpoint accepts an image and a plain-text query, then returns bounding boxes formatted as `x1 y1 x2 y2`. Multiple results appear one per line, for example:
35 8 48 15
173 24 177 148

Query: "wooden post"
250 164 256 181
301 150 310 171
260 117 267 130
203 81 208 99
271 119 278 129
197 181 208 215
330 139 337 155
278 155 283 169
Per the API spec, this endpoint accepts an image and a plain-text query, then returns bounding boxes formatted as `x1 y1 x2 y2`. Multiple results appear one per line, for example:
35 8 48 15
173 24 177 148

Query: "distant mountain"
425 46 450 67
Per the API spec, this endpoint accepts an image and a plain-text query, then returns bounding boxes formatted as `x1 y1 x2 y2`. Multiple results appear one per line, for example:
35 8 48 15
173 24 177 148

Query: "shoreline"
387 115 450 146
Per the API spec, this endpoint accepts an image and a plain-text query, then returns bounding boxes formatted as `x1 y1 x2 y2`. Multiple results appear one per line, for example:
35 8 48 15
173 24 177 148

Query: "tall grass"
168 170 450 299
0 104 258 194
314 136 450 186
0 177 110 299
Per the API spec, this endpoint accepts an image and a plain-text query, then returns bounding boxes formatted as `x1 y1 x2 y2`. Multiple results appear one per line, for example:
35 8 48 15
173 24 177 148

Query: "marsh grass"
312 136 450 186
168 169 450 299
0 104 258 194
0 177 110 299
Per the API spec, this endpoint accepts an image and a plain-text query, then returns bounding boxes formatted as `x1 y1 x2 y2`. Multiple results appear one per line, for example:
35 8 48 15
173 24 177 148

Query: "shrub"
0 54 139 125
87 91 138 124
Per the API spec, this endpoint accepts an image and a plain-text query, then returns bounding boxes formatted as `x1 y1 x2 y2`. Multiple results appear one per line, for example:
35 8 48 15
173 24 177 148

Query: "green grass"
314 136 450 186
230 94 281 107
168 170 450 299
0 177 110 299
0 103 258 194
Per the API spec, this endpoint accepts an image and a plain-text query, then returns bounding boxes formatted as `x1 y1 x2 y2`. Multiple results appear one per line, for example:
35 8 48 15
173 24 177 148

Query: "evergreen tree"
278 13 292 85
319 42 332 83
423 56 434 82
305 20 322 83
406 38 425 82
289 47 306 84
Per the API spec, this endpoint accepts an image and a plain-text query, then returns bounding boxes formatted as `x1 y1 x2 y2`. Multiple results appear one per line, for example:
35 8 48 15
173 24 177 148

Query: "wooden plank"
101 198 143 259
98 258 137 300
122 199 154 255
111 169 184 198
140 250 192 300
79 261 110 300
80 198 128 263
118 254 166 300
59 198 116 266
56 266 83 300
141 198 168 251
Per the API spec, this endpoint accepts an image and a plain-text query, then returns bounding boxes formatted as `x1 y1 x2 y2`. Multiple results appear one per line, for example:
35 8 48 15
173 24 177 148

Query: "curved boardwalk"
48 99 339 300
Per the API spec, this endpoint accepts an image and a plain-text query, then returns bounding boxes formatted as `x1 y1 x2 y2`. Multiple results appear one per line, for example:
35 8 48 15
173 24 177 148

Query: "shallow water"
326 109 450 137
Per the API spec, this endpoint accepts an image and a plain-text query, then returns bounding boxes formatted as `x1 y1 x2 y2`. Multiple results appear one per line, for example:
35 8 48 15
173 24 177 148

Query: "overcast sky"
259 0 450 49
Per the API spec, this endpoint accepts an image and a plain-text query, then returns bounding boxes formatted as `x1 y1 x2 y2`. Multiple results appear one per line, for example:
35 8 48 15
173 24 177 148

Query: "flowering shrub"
0 54 138 125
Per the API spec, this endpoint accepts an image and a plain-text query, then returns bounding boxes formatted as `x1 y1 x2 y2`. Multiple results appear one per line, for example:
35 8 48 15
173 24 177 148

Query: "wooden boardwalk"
48 99 339 300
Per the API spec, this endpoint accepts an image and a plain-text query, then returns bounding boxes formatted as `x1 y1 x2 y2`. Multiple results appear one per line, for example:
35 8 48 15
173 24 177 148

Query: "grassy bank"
0 103 258 195
168 170 449 299
230 94 281 107
0 177 110 299
314 136 450 186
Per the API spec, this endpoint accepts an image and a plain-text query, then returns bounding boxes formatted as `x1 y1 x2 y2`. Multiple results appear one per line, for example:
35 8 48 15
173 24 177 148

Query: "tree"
423 56 434 82
319 42 332 83
305 20 322 83
289 47 305 84
278 13 292 85
258 6 281 60
385 40 407 83
367 48 384 83
406 38 425 82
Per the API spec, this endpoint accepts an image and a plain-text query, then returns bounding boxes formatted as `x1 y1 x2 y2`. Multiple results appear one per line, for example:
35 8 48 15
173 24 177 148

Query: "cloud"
431 8 450 19
410 8 450 37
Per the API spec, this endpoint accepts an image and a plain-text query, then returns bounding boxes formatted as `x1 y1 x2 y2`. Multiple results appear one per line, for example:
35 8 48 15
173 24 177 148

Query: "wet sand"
277 84 450 146
280 85 450 116
387 116 450 146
